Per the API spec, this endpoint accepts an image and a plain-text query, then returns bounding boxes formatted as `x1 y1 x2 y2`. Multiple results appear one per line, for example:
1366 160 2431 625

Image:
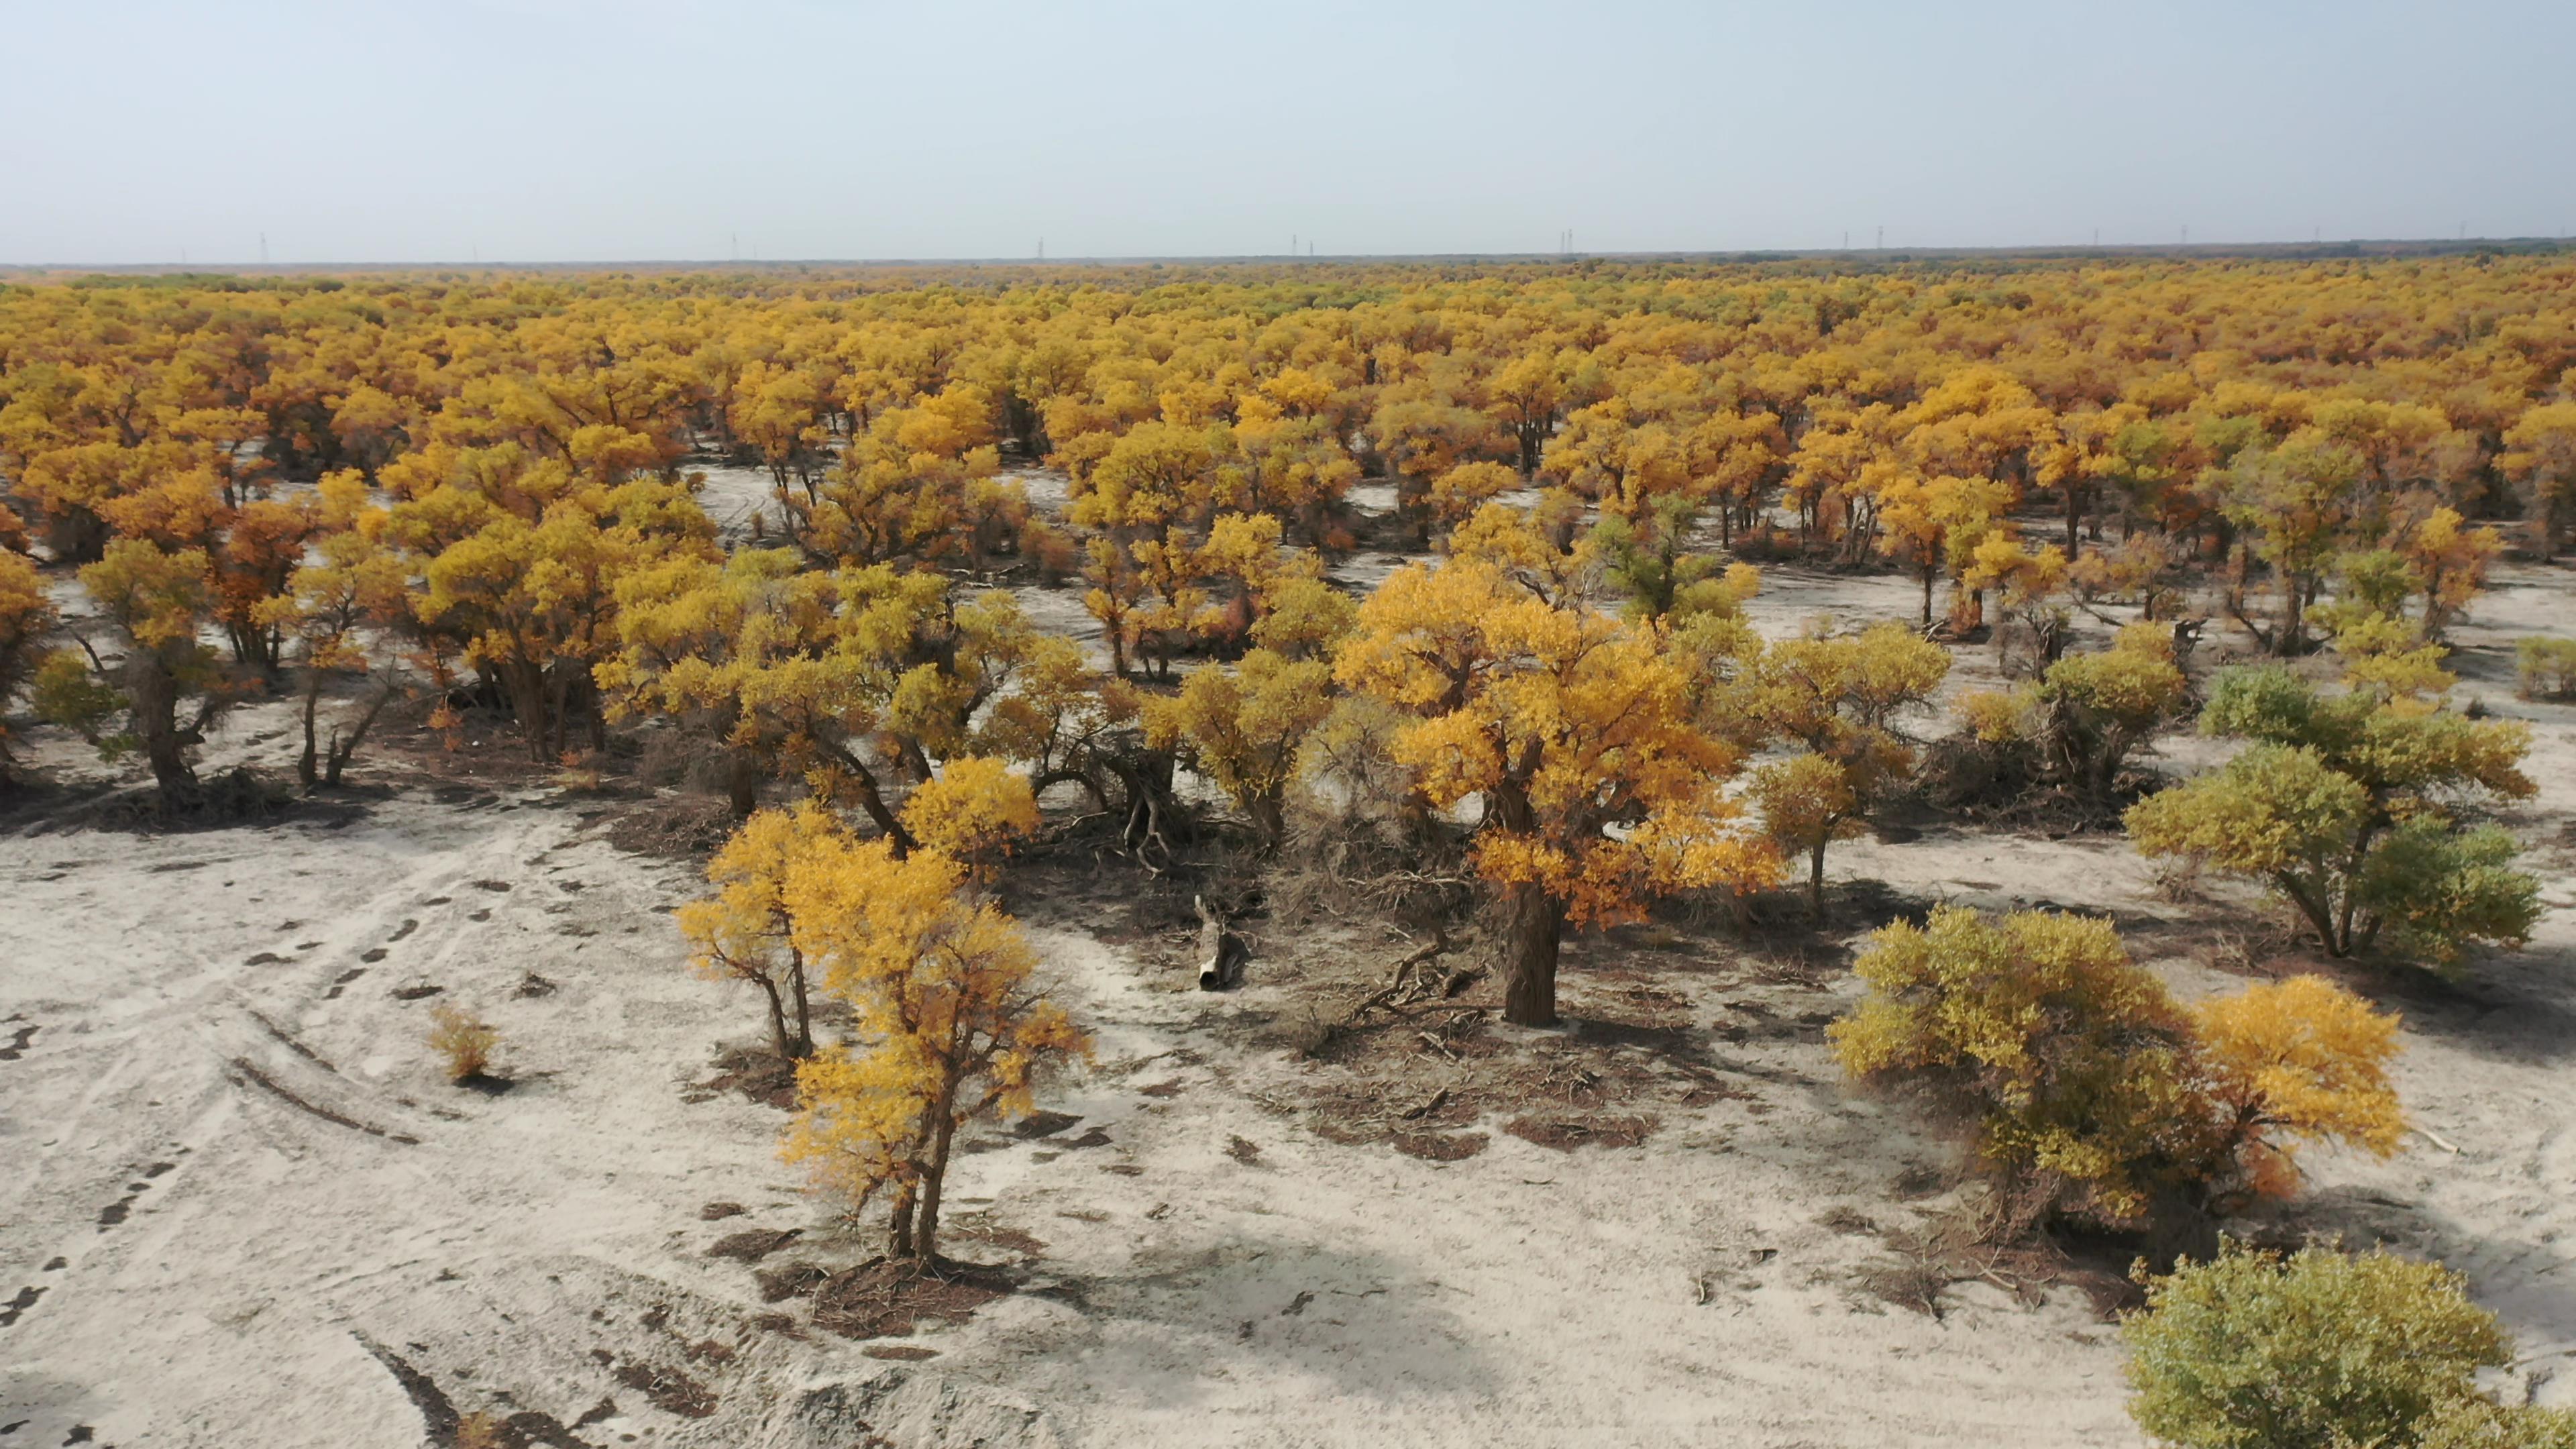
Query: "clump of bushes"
428 1004 499 1082
1947 620 2189 806
2125 1240 2575 1449
2520 636 2576 701
1833 906 2403 1236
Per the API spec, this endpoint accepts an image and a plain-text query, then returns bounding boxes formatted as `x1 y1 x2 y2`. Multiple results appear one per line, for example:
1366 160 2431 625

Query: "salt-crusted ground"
2 541 2573 1448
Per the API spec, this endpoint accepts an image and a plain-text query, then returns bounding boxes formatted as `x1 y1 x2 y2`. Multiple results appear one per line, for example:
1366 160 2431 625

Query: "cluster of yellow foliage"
1833 906 2404 1229
3 256 2569 800
683 804 1087 1260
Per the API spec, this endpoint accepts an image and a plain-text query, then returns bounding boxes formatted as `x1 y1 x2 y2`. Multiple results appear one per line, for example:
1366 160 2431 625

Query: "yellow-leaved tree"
678 803 845 1061
898 756 1041 872
780 836 1088 1261
0 550 57 786
1334 518 1769 1025
1833 905 2406 1232
2190 974 2405 1203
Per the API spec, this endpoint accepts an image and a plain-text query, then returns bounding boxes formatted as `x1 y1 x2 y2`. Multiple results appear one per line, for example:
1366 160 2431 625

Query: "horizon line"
7 235 2574 274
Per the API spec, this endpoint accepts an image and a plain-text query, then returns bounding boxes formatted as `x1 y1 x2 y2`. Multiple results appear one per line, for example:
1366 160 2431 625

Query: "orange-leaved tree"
1334 521 1766 1025
780 835 1087 1262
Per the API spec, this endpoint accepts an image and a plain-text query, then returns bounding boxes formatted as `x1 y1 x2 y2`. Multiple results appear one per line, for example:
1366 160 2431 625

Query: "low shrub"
428 1004 499 1082
2123 1240 2513 1449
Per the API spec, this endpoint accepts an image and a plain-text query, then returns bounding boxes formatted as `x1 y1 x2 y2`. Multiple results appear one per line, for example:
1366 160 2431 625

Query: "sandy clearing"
0 557 2571 1448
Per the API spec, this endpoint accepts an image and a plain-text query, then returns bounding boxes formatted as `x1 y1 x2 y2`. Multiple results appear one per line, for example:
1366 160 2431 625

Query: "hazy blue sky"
7 0 2572 264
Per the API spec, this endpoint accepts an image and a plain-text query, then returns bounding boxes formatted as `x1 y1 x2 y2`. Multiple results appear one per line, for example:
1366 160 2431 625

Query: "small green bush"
2123 1240 2510 1449
2518 637 2576 702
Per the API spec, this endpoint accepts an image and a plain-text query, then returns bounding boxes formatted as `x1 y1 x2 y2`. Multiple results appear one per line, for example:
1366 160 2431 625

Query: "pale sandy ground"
2 547 2573 1448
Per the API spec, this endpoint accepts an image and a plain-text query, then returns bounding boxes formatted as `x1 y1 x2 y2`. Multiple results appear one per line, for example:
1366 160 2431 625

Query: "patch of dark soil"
1503 1114 1656 1151
1136 1079 1185 1097
698 1201 746 1221
601 795 739 862
749 1312 803 1336
755 1262 830 1303
246 951 288 965
707 1228 801 1263
472 879 513 892
0 1284 44 1328
1062 1126 1112 1149
229 1058 419 1142
607 1358 716 1419
864 1344 941 1360
0 1022 37 1061
325 968 366 1000
1225 1134 1263 1165
1011 1110 1081 1139
353 1330 458 1442
810 1258 1014 1341
360 947 388 963
1819 1205 1880 1236
1391 1131 1489 1161
515 972 558 998
476 1407 607 1449
455 1073 515 1096
686 1048 798 1110
390 983 443 1002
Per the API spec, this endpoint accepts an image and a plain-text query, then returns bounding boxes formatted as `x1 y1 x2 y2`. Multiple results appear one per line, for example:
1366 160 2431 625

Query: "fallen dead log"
1344 930 1455 1021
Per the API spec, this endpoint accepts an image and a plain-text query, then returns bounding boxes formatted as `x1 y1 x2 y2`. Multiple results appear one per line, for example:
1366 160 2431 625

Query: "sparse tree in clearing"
2126 666 2540 968
0 549 57 784
33 539 248 806
1333 539 1766 1026
780 836 1088 1263
2123 1242 2516 1449
679 803 849 1061
1142 648 1335 849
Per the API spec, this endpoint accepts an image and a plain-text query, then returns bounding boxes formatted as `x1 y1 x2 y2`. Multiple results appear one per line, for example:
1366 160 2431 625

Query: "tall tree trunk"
887 1179 919 1258
297 672 323 790
1500 880 1563 1027
914 1092 961 1263
1809 839 1830 921
756 975 792 1061
786 946 813 1059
